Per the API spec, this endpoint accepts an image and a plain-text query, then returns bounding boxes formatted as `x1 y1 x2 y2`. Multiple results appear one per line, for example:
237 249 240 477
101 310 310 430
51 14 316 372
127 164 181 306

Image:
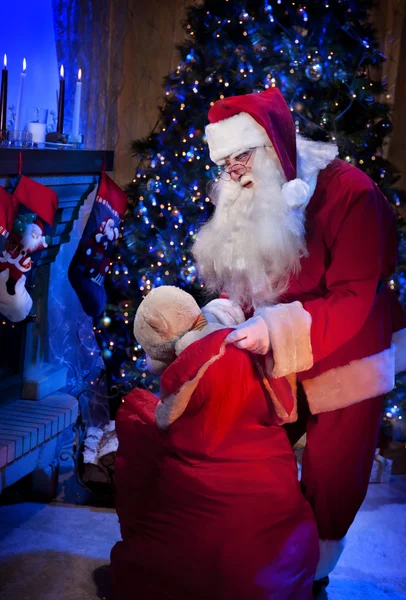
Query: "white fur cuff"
303 345 395 415
255 302 313 378
393 327 406 374
316 538 346 579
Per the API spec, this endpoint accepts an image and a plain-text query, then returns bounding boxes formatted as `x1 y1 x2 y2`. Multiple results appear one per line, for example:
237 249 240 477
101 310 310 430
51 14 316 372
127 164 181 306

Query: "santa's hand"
201 298 245 327
224 315 270 355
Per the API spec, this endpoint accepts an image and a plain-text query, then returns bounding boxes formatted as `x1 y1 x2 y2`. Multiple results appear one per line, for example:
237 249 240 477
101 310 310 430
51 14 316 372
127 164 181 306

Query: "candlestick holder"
0 130 34 147
9 130 31 148
0 130 8 146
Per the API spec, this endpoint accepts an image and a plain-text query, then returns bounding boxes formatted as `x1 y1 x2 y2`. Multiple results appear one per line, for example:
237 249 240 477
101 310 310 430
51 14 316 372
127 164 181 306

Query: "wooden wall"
373 0 406 189
114 0 199 185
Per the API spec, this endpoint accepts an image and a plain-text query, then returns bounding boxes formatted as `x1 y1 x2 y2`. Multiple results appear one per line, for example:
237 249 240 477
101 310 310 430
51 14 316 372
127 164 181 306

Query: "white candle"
27 122 46 145
71 68 82 139
15 58 26 133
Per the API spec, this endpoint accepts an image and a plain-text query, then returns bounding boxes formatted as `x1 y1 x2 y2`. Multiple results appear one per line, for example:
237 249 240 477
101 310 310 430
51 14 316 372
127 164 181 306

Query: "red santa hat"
29 218 48 249
205 89 312 208
33 218 44 233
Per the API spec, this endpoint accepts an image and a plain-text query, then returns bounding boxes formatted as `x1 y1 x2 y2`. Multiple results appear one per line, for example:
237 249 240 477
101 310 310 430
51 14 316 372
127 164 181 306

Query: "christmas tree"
96 0 405 426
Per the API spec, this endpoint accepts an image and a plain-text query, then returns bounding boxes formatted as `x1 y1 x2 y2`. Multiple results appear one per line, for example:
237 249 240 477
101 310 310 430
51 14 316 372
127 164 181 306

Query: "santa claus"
192 88 406 594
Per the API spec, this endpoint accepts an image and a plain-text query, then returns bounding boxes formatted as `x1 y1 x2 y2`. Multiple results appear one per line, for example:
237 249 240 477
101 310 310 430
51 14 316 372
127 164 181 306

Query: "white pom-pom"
282 178 310 209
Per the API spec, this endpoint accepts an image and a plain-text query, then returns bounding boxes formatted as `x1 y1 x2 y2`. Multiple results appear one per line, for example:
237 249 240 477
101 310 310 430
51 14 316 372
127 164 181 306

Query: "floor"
0 475 405 599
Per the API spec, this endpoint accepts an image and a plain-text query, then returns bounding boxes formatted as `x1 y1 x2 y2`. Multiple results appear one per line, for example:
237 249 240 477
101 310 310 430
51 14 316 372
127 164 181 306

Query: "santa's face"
193 146 308 309
220 148 256 188
22 223 45 253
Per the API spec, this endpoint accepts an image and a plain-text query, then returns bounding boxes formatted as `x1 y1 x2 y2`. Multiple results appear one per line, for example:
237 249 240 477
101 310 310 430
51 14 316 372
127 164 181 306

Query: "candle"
57 64 65 133
71 68 82 139
27 122 46 145
0 54 8 133
14 58 27 133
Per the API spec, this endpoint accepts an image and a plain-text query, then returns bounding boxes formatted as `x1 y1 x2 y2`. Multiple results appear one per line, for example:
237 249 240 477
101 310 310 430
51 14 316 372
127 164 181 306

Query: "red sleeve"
304 181 396 363
256 176 398 378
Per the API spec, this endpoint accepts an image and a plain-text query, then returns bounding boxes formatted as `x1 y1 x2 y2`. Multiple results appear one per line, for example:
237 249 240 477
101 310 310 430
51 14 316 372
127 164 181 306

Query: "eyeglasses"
218 148 255 181
205 148 256 200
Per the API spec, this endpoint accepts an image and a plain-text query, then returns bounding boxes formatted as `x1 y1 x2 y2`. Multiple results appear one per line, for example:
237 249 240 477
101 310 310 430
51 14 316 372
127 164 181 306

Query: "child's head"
133 286 205 374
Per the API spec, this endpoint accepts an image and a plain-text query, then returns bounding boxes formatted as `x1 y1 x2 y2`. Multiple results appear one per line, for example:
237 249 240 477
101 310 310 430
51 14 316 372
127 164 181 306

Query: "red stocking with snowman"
0 175 58 323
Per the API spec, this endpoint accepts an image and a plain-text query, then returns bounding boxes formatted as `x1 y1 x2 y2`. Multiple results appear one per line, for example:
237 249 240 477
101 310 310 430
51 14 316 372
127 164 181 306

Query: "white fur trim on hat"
205 112 270 165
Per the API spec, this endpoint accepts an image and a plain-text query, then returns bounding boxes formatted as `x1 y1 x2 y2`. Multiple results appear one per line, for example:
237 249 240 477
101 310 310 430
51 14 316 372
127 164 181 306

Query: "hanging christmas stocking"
0 185 19 251
0 176 58 322
0 185 21 320
68 172 127 317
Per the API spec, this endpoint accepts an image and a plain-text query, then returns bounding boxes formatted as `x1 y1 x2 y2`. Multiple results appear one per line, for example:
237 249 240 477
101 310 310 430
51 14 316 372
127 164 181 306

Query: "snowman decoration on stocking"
0 214 49 321
0 215 49 285
0 175 58 323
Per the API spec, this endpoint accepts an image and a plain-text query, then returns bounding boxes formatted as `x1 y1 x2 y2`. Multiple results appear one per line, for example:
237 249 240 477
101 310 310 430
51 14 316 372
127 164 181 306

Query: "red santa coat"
256 159 406 415
111 328 319 600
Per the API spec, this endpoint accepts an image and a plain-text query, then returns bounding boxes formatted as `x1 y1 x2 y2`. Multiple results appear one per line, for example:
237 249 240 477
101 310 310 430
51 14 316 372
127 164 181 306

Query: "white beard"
192 147 308 309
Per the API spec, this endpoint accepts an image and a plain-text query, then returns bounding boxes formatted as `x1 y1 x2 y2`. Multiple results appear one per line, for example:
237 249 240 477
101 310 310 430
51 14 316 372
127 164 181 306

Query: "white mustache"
193 146 307 309
239 174 254 187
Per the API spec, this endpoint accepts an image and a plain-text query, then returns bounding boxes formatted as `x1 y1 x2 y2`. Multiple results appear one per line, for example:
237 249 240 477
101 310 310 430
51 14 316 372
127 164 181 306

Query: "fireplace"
0 148 114 494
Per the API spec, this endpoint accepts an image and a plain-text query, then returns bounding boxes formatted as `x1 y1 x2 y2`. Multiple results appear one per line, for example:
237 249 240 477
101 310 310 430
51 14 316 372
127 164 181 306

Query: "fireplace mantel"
0 148 114 176
0 148 115 495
